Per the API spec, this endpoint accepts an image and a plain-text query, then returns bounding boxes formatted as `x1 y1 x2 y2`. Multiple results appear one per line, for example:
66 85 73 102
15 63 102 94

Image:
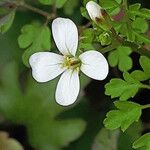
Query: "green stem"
141 104 150 109
141 84 150 90
100 42 120 53
123 41 150 57
123 0 128 9
100 28 150 57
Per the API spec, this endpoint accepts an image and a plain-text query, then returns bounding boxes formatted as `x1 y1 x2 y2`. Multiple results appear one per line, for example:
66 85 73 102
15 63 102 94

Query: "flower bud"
86 1 112 31
99 32 111 46
86 1 103 22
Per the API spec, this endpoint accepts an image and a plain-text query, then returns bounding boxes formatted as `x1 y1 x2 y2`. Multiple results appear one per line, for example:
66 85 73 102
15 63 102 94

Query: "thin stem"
100 42 120 53
141 84 150 90
123 0 128 9
22 3 54 19
141 104 150 109
123 41 150 57
7 0 55 20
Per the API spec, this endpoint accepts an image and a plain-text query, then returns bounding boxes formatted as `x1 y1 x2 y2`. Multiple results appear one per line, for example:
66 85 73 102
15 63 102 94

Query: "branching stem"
6 0 55 20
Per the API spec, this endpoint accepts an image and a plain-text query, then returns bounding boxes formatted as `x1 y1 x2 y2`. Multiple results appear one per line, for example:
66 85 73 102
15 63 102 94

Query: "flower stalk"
142 104 150 109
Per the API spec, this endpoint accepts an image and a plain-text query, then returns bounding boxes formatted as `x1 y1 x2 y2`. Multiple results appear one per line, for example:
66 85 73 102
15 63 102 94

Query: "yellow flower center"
62 56 81 71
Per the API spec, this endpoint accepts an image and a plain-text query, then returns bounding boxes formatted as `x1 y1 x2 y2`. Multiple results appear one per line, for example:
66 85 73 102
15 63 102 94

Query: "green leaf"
100 0 120 9
130 70 148 82
83 0 97 6
0 62 88 150
133 30 150 45
56 0 68 8
129 3 141 11
78 29 95 52
18 22 51 67
128 4 150 19
132 18 148 33
119 23 135 42
140 56 150 78
0 11 15 34
130 56 150 81
105 72 142 101
99 0 122 16
128 3 141 20
80 7 90 19
78 43 94 53
103 101 142 132
38 0 54 5
133 133 150 150
108 46 132 72
80 28 94 43
63 0 78 15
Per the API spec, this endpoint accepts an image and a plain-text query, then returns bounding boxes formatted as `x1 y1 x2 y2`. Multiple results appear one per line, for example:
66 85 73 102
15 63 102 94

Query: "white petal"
29 52 65 83
79 50 109 80
52 17 78 56
86 1 102 21
56 70 80 106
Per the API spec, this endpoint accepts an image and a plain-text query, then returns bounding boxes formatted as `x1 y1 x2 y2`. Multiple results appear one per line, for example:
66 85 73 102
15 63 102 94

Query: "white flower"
86 1 103 22
29 17 109 106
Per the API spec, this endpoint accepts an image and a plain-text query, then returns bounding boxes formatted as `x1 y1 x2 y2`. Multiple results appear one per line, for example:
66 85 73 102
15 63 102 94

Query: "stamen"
63 56 81 70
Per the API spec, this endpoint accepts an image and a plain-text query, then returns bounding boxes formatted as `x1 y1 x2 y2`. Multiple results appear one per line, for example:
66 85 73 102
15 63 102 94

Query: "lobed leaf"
105 72 142 101
131 56 150 81
18 22 51 67
108 46 132 72
132 18 148 33
103 101 142 132
128 4 150 19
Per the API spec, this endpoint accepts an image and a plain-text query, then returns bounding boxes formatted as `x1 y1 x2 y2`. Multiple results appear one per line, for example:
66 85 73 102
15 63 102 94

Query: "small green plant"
0 0 150 149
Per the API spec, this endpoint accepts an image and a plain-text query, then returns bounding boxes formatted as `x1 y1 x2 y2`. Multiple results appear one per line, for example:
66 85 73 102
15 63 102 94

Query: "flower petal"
86 1 102 21
79 50 109 80
52 17 78 56
56 70 80 106
29 52 65 83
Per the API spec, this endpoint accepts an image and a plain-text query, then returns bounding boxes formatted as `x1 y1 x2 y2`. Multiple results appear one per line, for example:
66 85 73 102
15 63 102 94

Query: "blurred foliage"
0 62 88 150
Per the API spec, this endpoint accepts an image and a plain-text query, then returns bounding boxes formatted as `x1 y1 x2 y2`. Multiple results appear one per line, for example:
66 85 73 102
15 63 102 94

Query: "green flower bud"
99 32 111 46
